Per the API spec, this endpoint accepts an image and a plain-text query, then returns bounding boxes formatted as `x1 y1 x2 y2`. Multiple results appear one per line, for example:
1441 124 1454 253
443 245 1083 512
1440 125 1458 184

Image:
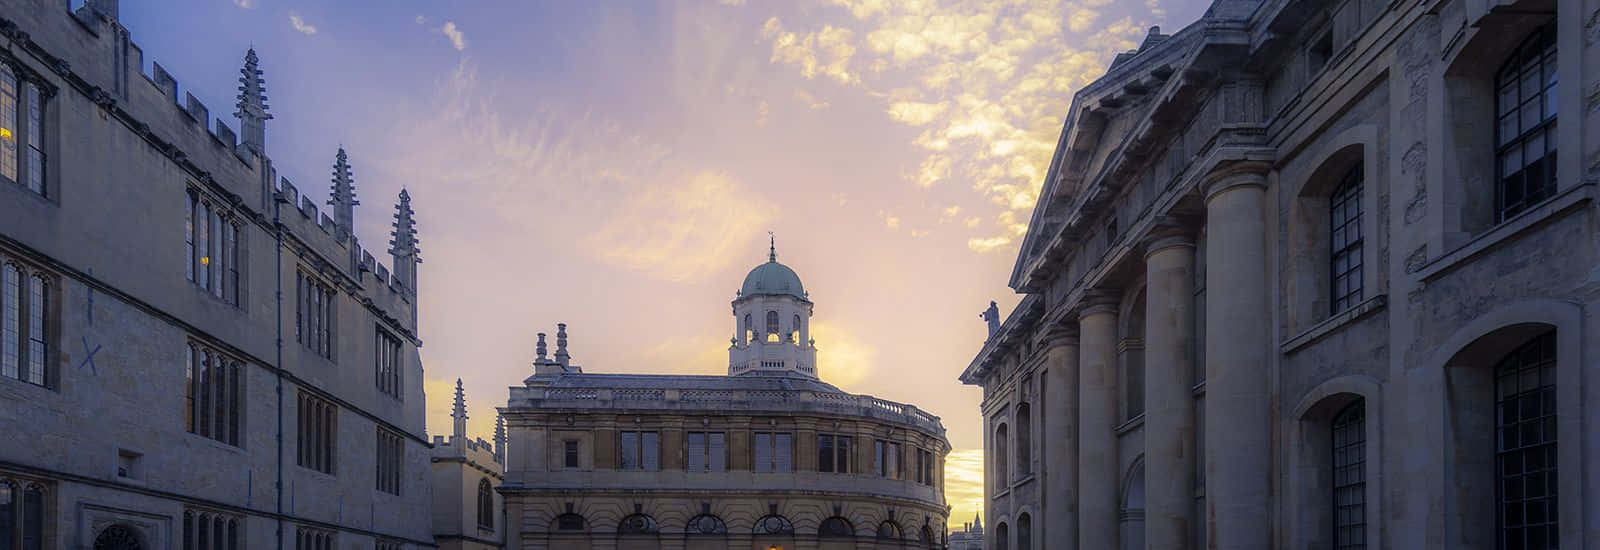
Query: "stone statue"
981 301 1000 339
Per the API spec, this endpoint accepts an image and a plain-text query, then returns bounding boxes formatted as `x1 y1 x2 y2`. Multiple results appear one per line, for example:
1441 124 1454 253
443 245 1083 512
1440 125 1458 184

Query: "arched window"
818 516 854 537
686 514 728 535
994 522 1009 550
1495 331 1557 549
1329 164 1364 313
993 423 1008 493
766 311 780 337
476 478 494 530
752 514 794 535
1121 459 1146 550
1015 403 1032 476
876 520 903 539
1495 23 1558 223
743 314 752 343
1121 290 1146 420
1017 513 1032 550
617 513 659 534
920 525 935 545
1332 399 1366 550
555 513 586 531
93 524 143 550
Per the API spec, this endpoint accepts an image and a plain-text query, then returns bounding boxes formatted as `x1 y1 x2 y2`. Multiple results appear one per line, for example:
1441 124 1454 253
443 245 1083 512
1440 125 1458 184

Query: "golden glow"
199 256 211 266
0 127 11 140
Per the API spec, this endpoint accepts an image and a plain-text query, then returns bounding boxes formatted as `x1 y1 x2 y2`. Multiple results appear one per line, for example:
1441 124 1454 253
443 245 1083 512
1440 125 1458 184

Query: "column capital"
1039 325 1080 349
1202 160 1271 203
1141 215 1198 258
1078 289 1120 318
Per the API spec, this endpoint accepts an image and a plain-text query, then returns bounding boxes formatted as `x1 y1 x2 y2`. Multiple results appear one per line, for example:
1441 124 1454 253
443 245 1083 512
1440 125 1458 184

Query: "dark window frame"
1332 399 1366 550
1494 24 1559 223
1495 331 1558 550
1330 164 1364 313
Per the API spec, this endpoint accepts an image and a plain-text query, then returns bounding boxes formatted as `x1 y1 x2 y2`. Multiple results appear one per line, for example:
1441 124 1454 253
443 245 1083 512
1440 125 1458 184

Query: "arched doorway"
93 524 144 550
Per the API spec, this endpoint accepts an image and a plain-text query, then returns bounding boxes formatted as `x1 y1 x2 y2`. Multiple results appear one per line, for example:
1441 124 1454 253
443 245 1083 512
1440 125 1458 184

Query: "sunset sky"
120 0 1205 527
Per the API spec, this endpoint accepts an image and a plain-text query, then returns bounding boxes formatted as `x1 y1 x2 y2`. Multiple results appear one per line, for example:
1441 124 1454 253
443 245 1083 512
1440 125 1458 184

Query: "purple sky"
117 0 1207 525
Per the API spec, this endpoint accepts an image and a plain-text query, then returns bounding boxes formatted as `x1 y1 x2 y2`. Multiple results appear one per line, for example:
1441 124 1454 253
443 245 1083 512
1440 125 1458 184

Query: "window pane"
26 275 43 384
837 436 852 474
754 433 772 473
818 435 833 472
3 265 18 380
776 434 793 472
642 432 660 471
688 432 706 472
0 67 17 182
620 432 639 469
709 433 726 472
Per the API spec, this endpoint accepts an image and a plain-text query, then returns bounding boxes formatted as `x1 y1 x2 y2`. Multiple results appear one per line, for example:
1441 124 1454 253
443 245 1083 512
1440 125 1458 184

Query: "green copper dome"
740 260 805 299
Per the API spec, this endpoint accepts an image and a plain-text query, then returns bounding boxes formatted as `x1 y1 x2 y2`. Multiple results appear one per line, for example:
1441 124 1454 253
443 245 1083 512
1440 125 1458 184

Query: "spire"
327 147 358 231
389 188 421 292
234 48 272 154
493 414 506 463
972 511 981 531
768 231 777 262
554 323 570 368
450 378 468 439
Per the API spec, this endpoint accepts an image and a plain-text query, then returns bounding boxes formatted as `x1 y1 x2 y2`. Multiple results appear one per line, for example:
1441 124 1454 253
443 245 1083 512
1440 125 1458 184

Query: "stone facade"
0 1 432 548
432 381 508 550
501 255 952 550
945 514 982 550
960 1 1600 550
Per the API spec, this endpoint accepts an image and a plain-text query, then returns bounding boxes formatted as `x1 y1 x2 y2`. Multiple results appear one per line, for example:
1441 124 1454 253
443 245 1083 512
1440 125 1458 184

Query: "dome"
740 259 806 299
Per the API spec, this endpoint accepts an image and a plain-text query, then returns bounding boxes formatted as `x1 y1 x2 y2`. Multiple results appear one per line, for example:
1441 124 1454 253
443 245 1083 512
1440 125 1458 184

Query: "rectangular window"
1330 165 1364 313
181 510 241 550
687 432 727 472
753 432 793 473
185 191 241 305
296 271 335 359
889 442 901 480
297 391 337 475
375 328 402 399
618 431 659 471
563 440 579 468
376 428 403 495
818 434 834 473
0 66 16 184
23 82 41 196
185 343 243 446
1 260 49 388
818 434 852 474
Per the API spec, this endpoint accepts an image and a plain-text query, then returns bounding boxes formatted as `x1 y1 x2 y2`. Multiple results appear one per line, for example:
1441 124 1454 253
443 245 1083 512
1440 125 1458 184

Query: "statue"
981 301 1001 340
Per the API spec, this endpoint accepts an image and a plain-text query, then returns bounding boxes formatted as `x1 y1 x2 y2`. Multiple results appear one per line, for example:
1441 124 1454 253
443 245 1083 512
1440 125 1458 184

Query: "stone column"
1202 165 1271 550
1040 328 1080 549
1144 229 1197 550
1077 295 1120 550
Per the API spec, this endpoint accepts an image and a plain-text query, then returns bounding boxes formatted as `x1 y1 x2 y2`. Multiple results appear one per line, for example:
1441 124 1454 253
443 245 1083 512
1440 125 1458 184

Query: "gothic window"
0 481 46 550
92 525 141 550
296 391 337 475
993 423 1008 492
1 259 50 388
753 432 793 473
293 527 333 550
375 328 402 399
0 64 48 197
752 513 793 535
1017 513 1032 550
618 431 660 470
817 434 852 473
1495 331 1558 550
876 520 903 539
818 517 854 537
476 478 494 529
1332 400 1366 550
686 431 727 472
376 428 404 495
617 513 658 534
1495 24 1558 223
685 513 727 535
295 271 335 359
185 343 243 446
181 510 241 550
1016 403 1032 476
555 513 585 531
1330 165 1364 313
185 191 242 305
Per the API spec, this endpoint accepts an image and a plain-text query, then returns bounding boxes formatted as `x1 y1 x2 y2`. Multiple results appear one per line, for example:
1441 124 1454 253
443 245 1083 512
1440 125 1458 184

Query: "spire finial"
536 332 548 361
328 147 359 230
234 48 273 153
555 323 570 367
768 231 776 262
389 188 421 292
451 378 467 439
493 413 507 462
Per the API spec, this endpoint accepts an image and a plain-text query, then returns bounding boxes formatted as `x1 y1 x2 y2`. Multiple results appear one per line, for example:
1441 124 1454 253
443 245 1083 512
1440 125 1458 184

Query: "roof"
739 259 806 300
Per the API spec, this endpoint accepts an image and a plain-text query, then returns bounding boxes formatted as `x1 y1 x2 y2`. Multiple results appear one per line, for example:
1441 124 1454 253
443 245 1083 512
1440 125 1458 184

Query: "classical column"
1077 295 1120 550
1143 228 1197 550
1041 328 1080 549
1202 165 1272 550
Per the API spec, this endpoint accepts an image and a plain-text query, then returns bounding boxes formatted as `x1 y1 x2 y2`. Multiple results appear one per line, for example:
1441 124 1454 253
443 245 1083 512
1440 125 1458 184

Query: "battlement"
0 4 423 336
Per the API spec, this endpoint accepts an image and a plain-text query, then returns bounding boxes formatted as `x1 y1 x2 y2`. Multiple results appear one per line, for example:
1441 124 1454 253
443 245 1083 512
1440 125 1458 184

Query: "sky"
117 0 1206 528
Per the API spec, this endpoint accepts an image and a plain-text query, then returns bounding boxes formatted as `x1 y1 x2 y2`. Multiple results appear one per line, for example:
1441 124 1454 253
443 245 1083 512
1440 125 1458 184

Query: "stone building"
432 380 508 550
500 248 952 550
960 1 1597 550
0 2 433 548
944 513 982 550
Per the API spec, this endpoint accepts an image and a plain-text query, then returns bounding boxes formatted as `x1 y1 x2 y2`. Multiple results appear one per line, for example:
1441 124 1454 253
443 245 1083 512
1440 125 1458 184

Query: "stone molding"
1202 161 1272 203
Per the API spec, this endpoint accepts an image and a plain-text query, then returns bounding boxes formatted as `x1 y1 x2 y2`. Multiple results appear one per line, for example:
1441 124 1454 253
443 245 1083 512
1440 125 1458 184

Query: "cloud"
886 101 948 126
415 15 427 25
793 90 831 110
810 321 875 388
232 0 256 9
762 17 857 83
440 21 468 51
966 236 1011 253
288 12 317 35
718 0 748 4
944 447 986 528
877 210 901 229
587 171 778 282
